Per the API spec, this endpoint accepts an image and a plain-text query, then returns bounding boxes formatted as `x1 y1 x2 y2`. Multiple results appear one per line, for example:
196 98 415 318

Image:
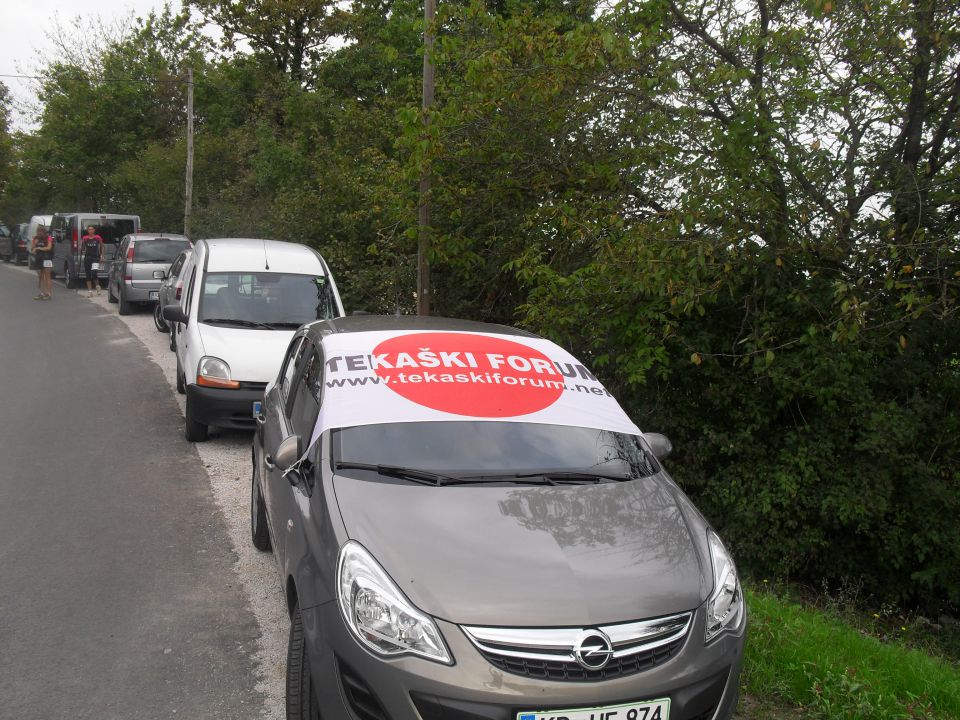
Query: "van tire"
118 289 132 316
184 396 208 442
176 359 186 394
65 264 79 289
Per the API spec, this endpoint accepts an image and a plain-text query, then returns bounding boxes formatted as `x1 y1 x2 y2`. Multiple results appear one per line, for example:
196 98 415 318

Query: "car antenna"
262 240 270 270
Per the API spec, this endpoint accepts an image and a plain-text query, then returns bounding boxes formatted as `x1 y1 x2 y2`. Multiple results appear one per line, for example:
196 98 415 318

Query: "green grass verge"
741 588 960 719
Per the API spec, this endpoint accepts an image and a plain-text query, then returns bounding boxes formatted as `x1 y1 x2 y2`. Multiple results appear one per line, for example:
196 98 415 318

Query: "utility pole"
183 67 194 238
417 0 435 316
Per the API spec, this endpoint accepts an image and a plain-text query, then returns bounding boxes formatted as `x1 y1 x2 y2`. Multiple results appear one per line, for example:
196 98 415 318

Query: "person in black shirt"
32 226 53 300
82 226 104 297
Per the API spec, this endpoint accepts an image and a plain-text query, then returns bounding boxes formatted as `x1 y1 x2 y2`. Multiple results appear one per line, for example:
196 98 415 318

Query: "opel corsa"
252 316 746 720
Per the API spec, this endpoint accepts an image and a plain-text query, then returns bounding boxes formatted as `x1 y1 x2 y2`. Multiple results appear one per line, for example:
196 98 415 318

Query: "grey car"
153 248 193 336
108 233 191 316
252 315 746 720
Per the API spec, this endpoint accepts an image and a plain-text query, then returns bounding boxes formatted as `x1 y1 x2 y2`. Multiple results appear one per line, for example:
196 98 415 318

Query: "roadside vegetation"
0 0 957 716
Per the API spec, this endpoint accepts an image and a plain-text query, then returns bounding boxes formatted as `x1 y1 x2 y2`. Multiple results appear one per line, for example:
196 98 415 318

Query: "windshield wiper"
201 318 273 329
334 462 464 486
461 470 634 484
263 321 304 329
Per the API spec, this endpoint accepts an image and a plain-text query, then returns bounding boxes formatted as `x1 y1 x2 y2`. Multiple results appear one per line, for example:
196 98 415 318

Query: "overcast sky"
1 0 171 129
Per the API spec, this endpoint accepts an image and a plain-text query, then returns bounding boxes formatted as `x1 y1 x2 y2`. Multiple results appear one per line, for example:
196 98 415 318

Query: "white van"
25 215 53 266
163 238 344 441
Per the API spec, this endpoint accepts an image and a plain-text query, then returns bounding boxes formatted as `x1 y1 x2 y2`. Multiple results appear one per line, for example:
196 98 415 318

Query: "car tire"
286 603 321 720
154 302 169 333
169 326 177 352
250 459 272 552
118 288 132 316
176 358 186 394
184 395 208 442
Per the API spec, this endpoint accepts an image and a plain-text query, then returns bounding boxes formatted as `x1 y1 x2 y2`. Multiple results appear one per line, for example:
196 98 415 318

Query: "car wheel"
154 302 169 333
65 264 78 289
286 603 322 720
118 288 132 316
169 326 177 352
184 395 208 442
176 358 186 395
250 459 272 552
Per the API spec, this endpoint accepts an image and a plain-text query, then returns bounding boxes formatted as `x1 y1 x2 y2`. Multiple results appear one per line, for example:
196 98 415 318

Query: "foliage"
1 0 957 608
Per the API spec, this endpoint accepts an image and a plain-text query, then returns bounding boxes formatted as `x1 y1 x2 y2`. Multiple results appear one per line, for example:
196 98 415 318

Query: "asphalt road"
0 265 265 718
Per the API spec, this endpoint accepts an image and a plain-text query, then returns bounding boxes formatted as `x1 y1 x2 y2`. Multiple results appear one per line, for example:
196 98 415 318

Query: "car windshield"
84 219 136 244
133 239 190 263
198 271 337 328
333 421 657 479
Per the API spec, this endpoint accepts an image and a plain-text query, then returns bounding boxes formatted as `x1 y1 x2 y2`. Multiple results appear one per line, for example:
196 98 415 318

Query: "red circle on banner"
372 332 564 417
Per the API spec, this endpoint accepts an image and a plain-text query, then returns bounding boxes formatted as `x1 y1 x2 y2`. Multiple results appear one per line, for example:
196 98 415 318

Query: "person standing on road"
81 226 104 297
32 226 54 300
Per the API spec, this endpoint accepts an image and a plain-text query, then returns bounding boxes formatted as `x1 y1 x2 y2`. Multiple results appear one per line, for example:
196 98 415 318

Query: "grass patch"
741 588 960 719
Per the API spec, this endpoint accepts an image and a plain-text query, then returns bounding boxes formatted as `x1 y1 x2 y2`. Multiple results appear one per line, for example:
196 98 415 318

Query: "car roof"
128 233 190 241
304 314 540 342
200 238 327 275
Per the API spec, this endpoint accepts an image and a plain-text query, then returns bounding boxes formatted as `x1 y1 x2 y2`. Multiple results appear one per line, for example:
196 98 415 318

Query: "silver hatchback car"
108 233 191 315
252 315 746 720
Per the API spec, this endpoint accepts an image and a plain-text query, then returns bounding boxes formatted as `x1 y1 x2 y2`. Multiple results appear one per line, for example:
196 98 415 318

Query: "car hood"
333 474 710 626
197 323 294 383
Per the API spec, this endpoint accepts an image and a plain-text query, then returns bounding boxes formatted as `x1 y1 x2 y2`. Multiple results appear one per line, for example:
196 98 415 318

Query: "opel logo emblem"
573 630 614 670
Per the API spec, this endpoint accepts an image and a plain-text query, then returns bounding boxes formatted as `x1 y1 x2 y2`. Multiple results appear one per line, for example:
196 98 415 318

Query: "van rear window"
84 219 136 244
133 239 190 263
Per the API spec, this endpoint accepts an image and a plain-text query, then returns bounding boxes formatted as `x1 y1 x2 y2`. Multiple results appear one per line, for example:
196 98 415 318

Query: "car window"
133 239 190 263
280 337 306 406
169 253 186 277
288 347 323 439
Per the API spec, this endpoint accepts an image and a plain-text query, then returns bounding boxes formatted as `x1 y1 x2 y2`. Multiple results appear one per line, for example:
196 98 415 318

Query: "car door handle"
264 455 276 470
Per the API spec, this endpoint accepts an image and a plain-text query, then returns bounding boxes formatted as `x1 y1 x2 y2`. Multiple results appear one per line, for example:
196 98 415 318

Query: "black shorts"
84 257 100 280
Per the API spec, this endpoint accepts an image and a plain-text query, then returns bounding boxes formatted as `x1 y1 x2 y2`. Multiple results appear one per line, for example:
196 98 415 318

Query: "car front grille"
462 612 691 682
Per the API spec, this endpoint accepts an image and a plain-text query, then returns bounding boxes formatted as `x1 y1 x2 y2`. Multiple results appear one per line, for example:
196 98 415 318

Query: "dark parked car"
11 224 31 265
252 315 746 720
0 224 11 263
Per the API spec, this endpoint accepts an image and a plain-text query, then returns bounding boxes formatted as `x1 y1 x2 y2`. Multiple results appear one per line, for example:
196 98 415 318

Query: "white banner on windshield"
310 330 641 446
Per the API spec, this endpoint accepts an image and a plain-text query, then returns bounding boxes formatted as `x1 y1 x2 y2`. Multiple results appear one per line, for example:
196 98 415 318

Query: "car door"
265 338 321 566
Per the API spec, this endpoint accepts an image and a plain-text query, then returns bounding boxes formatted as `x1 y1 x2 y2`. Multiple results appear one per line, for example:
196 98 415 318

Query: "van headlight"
705 530 744 642
197 356 240 389
337 541 451 663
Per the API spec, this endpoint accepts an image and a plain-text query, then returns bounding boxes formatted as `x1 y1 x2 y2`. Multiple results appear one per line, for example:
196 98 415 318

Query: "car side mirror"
275 434 302 473
162 304 188 324
644 432 673 461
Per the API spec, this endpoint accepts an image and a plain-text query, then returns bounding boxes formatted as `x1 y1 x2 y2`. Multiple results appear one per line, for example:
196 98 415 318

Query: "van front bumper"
186 384 263 430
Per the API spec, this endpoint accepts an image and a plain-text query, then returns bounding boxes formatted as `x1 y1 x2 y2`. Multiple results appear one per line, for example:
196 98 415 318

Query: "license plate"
149 291 159 300
252 401 262 418
518 699 669 720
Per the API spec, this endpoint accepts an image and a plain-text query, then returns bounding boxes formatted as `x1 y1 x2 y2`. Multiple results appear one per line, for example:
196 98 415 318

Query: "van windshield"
198 272 338 328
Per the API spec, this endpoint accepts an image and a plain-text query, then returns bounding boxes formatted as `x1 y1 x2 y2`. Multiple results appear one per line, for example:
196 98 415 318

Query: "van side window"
184 266 198 315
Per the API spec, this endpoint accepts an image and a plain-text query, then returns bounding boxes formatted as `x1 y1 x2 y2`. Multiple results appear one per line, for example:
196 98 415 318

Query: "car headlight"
705 529 743 642
197 356 240 389
337 541 451 664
